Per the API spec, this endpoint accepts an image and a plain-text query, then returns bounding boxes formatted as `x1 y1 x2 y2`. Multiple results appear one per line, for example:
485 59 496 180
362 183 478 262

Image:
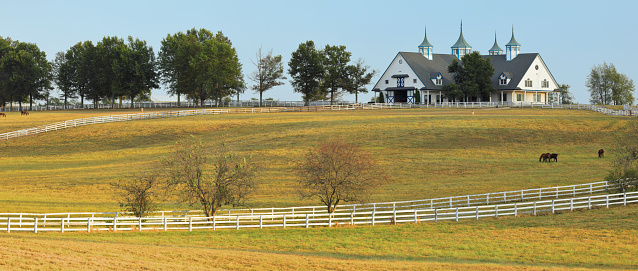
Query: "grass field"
0 107 636 270
0 107 628 212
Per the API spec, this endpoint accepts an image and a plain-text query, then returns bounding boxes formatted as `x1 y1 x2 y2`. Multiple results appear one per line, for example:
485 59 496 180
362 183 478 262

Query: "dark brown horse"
21 111 29 115
549 153 559 162
539 153 550 162
0 113 5 117
598 149 604 158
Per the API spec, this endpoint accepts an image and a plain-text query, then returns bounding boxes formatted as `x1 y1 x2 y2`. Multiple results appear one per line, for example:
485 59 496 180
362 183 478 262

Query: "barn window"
525 79 532 88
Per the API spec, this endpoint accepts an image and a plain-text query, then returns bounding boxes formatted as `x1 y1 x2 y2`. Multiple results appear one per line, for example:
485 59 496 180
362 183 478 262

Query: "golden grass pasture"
0 108 628 212
0 107 636 270
1 205 636 270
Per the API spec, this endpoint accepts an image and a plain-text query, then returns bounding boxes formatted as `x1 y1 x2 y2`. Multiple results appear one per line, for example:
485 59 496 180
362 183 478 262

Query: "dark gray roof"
399 52 541 90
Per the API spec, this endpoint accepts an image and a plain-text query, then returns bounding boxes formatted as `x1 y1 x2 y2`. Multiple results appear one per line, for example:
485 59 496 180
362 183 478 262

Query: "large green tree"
52 51 77 109
0 39 51 111
116 36 160 107
288 40 325 106
447 51 495 102
321 44 351 105
587 62 635 105
344 58 376 104
0 37 11 108
249 47 286 107
159 28 243 106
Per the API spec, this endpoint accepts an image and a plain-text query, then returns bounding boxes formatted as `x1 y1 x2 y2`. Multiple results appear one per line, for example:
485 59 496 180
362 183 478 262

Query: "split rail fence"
1 191 635 233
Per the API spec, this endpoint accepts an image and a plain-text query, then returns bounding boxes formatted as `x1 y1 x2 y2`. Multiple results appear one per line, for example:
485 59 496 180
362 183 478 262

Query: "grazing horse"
21 111 29 115
0 113 5 117
539 153 551 162
598 149 604 158
549 153 559 162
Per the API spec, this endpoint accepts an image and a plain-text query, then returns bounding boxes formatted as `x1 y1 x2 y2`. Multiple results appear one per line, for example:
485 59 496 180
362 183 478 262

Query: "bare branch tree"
248 47 286 107
113 171 162 217
162 136 257 218
296 139 384 213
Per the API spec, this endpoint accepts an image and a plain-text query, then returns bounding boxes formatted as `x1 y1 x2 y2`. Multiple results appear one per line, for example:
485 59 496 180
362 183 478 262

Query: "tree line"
0 32 377 111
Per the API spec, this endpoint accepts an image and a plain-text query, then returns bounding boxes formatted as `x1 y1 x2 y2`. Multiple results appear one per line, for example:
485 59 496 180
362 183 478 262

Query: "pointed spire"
489 31 503 55
505 25 521 46
451 20 472 49
418 25 433 48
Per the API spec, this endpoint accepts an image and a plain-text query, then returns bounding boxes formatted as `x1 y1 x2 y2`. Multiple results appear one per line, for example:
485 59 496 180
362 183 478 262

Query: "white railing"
0 105 381 141
2 191 635 233
0 181 611 222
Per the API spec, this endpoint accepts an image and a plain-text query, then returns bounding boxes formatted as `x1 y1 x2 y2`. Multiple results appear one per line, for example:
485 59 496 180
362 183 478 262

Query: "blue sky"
2 0 636 104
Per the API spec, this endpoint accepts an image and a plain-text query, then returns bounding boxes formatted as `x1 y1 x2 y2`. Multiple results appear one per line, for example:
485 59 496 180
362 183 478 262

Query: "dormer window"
525 79 532 88
431 73 443 86
498 73 510 86
541 79 549 88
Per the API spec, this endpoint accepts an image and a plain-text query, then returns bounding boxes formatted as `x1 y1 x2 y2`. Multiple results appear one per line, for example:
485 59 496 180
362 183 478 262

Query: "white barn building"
373 24 560 105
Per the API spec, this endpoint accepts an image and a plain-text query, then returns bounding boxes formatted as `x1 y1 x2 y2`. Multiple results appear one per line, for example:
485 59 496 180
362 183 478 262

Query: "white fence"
0 105 382 141
1 191 635 233
0 181 612 224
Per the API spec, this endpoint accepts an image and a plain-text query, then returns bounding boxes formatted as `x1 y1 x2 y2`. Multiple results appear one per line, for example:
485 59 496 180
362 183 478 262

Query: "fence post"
556 187 559 198
393 211 397 225
476 206 479 220
213 215 216 230
414 210 418 223
539 189 542 200
551 200 555 214
430 199 434 209
164 217 167 232
590 183 593 194
573 185 576 197
139 217 142 232
570 199 573 211
434 209 438 222
306 214 309 228
328 214 332 227
495 205 498 218
259 215 263 229
61 218 65 233
521 190 524 201
533 202 537 216
606 195 609 208
449 197 453 208
283 215 286 229
467 195 470 206
588 196 591 209
486 194 489 205
372 211 375 225
351 213 355 225
34 218 38 233
514 203 518 217
237 216 240 230
624 193 627 206
86 218 91 232
7 218 10 233
503 192 507 203
113 217 117 232
455 208 459 221
189 217 192 232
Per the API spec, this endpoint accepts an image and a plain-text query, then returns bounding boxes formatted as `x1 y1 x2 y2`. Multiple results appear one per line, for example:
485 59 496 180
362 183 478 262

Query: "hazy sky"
2 0 636 103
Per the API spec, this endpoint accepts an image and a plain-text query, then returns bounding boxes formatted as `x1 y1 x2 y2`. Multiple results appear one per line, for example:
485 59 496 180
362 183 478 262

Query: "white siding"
373 53 425 91
516 55 558 91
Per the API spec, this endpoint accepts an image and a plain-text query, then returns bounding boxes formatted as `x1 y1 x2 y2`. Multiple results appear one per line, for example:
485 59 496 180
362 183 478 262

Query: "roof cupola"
418 25 434 60
489 32 503 55
451 21 472 59
505 26 521 61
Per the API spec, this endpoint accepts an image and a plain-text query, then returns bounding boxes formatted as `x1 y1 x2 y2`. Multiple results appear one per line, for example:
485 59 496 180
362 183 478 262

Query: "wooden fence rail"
1 191 635 233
